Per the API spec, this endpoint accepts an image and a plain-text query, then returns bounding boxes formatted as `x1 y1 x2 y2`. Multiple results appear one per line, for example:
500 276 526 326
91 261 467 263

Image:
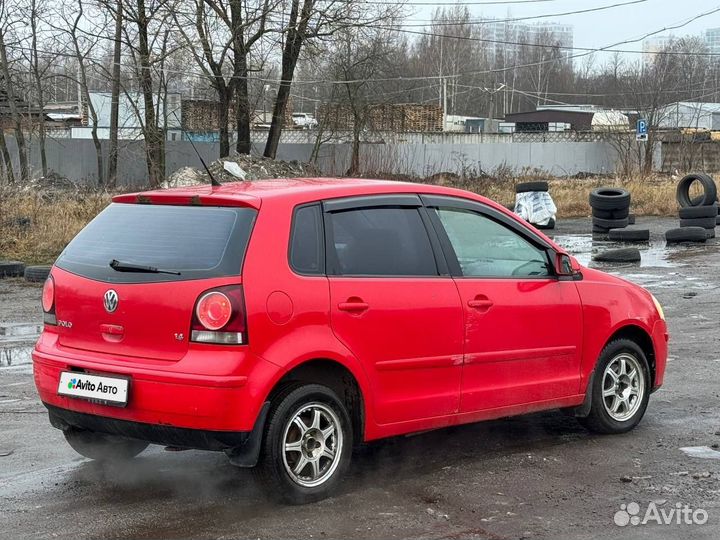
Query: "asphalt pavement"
1 217 719 540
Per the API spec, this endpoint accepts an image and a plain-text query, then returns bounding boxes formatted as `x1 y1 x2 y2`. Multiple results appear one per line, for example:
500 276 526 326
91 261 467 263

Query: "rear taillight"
191 285 246 345
196 291 232 330
42 275 57 325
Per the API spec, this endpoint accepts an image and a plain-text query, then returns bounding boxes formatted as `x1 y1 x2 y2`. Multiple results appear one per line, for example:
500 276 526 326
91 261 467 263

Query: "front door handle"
467 296 493 310
338 298 369 313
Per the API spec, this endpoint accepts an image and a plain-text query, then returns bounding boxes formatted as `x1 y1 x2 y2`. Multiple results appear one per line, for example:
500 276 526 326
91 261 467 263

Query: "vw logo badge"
104 289 119 313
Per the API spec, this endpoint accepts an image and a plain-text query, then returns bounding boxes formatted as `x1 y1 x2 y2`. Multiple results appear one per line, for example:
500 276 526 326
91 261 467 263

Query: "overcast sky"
410 0 719 54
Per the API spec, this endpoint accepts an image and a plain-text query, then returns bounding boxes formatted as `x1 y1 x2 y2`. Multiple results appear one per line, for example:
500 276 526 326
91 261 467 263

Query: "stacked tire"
590 188 631 234
667 173 717 243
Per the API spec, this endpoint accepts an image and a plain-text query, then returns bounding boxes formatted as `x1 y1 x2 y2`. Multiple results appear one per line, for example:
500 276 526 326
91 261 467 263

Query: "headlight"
651 294 665 320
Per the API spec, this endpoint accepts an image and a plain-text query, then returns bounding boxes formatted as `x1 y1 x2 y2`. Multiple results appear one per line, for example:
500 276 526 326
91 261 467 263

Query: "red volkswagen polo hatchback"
33 178 668 503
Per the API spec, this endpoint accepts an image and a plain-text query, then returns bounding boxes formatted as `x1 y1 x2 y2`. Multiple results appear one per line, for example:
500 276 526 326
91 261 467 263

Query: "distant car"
33 179 668 504
291 112 318 129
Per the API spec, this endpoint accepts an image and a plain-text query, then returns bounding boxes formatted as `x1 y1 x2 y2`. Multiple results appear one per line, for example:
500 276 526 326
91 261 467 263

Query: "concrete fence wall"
661 141 720 173
0 135 654 187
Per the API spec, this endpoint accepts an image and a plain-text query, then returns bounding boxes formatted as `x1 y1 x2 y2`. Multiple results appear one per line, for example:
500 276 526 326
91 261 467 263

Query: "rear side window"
55 203 257 283
289 204 324 274
328 207 437 276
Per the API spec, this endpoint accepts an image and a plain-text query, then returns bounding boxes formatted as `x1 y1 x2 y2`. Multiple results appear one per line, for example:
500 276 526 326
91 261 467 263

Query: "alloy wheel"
281 402 344 488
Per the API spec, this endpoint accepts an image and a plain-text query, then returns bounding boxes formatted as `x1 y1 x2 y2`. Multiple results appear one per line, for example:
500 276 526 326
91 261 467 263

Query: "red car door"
324 196 464 425
422 195 583 413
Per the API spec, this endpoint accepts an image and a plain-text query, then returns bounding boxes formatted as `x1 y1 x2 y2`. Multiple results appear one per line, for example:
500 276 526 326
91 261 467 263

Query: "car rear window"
55 203 257 283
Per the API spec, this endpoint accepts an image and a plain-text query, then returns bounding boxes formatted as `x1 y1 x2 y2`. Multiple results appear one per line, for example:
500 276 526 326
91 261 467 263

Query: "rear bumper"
46 403 249 450
33 332 269 433
45 402 269 465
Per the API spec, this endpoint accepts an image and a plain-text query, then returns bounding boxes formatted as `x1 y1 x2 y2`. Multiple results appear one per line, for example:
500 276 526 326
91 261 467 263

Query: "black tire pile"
590 187 648 243
666 173 718 244
590 188 631 233
0 261 52 282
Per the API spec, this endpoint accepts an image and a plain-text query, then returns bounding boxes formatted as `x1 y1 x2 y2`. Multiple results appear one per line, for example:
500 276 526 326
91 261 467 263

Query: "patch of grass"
408 173 691 218
0 188 111 265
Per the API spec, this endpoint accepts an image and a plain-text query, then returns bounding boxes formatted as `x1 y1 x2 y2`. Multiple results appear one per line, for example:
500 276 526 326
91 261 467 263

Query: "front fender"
576 269 662 390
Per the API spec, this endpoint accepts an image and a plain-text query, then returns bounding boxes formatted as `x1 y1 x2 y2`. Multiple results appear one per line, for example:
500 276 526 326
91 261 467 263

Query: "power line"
4 4 720 87
342 0 562 5
454 77 720 99
374 5 720 60
393 0 647 26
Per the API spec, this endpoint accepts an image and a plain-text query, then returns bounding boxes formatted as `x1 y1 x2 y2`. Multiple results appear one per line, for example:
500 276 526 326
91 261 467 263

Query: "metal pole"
442 77 447 132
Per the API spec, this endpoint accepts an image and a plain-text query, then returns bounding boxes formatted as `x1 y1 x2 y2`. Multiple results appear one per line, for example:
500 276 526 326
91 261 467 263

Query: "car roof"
113 177 482 208
111 177 560 250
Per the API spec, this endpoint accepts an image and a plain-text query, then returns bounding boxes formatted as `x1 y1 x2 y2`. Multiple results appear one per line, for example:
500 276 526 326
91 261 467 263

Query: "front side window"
329 207 437 276
434 208 550 278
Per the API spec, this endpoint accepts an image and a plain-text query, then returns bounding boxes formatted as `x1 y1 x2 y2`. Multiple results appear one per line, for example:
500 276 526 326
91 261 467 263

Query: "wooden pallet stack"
180 98 294 132
317 103 443 133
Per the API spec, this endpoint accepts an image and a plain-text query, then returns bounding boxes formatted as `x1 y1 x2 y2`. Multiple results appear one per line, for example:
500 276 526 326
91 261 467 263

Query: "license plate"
58 372 129 406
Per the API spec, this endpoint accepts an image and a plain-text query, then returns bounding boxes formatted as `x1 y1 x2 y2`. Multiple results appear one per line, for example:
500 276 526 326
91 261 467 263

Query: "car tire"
515 181 548 193
676 173 717 207
0 260 25 278
707 228 716 239
627 213 636 225
592 217 629 230
665 227 708 243
589 188 631 210
24 265 52 283
608 228 650 242
254 384 353 505
679 217 716 229
678 203 717 219
592 207 629 220
592 248 641 263
579 339 650 434
63 428 149 461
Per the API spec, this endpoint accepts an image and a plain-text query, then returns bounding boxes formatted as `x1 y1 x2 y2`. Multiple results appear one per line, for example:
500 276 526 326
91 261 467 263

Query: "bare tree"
172 1 235 157
52 0 106 185
123 0 168 187
26 0 51 176
263 0 398 158
107 0 123 188
0 0 29 182
0 122 14 183
327 27 398 174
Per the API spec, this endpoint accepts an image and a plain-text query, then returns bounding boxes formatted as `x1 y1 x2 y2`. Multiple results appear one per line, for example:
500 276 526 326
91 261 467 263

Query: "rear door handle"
338 300 369 313
467 297 493 310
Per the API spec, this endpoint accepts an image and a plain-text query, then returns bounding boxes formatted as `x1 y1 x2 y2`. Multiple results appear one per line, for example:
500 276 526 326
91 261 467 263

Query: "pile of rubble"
164 154 321 189
12 172 83 194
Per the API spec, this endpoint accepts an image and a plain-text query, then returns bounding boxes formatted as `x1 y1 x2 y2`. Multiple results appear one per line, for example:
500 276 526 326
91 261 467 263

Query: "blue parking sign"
636 119 648 141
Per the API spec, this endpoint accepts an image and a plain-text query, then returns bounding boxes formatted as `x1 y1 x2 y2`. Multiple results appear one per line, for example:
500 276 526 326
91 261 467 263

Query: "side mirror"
554 252 574 276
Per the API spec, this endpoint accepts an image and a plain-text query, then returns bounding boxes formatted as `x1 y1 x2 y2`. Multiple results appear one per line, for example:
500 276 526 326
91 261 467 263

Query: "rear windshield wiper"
109 259 181 275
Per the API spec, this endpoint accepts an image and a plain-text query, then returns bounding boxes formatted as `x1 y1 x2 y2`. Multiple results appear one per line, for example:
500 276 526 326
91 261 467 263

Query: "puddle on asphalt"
680 446 720 460
0 346 33 368
552 234 716 289
555 234 688 268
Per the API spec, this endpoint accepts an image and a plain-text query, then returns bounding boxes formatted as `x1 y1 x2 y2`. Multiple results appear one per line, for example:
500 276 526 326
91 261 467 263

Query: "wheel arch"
263 357 368 444
605 324 656 387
